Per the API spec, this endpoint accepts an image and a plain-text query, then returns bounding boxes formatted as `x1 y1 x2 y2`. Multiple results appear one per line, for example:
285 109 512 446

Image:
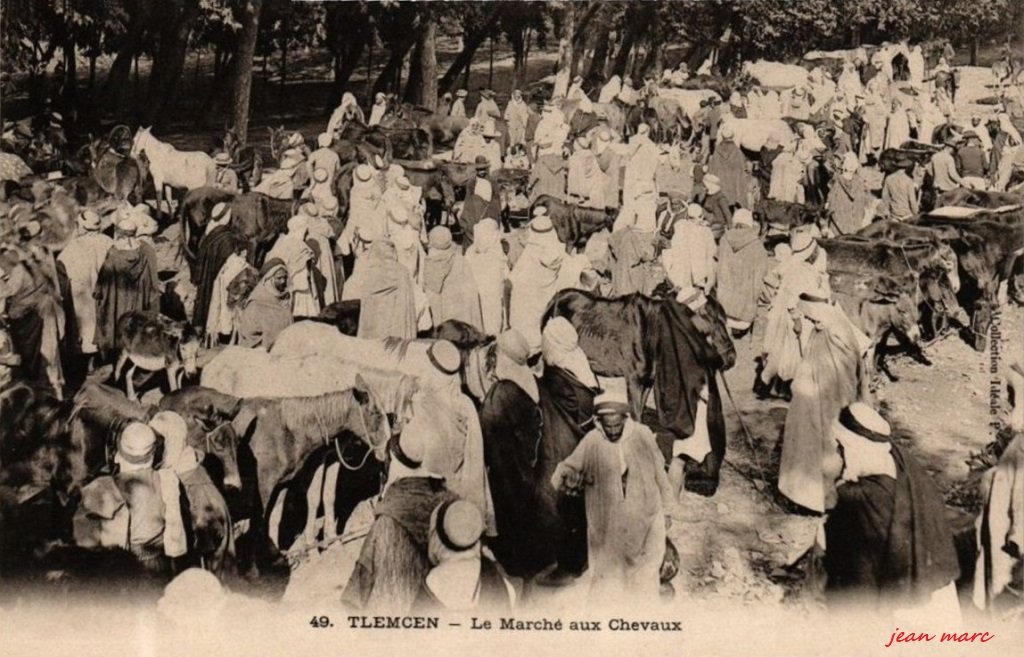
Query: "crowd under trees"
1 0 1020 144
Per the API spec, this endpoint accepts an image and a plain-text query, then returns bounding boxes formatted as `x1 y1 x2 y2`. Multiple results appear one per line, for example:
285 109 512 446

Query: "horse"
130 126 216 217
66 381 152 490
229 385 392 558
398 161 457 227
268 321 470 393
113 311 201 402
79 127 147 202
0 381 71 492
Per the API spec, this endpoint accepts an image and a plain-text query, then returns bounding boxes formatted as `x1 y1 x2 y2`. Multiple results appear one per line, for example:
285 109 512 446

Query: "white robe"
663 221 717 291
509 232 565 352
206 253 249 339
368 102 387 127
58 231 112 354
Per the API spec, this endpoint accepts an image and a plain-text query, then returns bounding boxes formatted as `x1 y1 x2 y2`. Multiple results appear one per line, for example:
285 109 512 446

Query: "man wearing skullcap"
341 241 417 339
343 430 457 613
236 258 292 350
450 89 468 118
309 133 341 186
252 151 303 200
534 318 598 585
212 152 239 193
464 219 509 336
551 389 673 602
956 132 989 189
292 202 340 307
94 217 160 357
415 500 514 611
590 129 623 208
509 209 567 352
706 123 751 213
662 203 717 293
453 119 488 166
827 152 874 234
58 209 113 368
192 202 241 333
757 226 831 398
823 403 960 621
768 139 806 204
717 208 772 334
503 89 530 148
423 226 483 331
341 164 386 257
480 329 545 577
530 108 570 200
152 411 234 577
778 290 870 513
654 139 694 204
73 422 188 578
615 123 660 234
700 173 733 242
459 156 501 250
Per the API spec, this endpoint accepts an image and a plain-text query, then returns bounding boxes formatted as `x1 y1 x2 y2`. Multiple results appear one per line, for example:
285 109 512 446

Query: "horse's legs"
302 463 326 549
322 462 340 541
166 365 181 392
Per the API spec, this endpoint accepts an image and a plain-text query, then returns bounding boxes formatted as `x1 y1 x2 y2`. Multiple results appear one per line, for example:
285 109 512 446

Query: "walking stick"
717 370 772 496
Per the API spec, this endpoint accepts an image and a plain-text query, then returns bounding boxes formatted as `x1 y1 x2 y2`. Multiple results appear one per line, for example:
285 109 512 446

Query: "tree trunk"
552 4 576 99
229 0 262 144
521 29 532 88
103 0 154 115
64 44 77 103
278 20 286 104
419 18 438 110
488 35 495 89
585 29 610 84
144 0 202 127
325 17 370 111
970 39 979 66
366 36 375 105
612 16 639 76
372 28 419 96
404 32 424 103
438 5 503 93
89 55 97 93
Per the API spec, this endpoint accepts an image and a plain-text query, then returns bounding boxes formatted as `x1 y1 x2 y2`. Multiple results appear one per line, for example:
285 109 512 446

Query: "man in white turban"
265 216 321 318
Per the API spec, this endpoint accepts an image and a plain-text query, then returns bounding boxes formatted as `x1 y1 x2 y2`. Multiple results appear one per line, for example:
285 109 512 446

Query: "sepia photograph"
0 0 1022 655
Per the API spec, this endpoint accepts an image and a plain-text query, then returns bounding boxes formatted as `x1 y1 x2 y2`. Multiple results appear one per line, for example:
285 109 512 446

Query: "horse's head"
165 321 201 381
200 422 242 490
933 243 961 293
352 374 392 462
129 126 152 158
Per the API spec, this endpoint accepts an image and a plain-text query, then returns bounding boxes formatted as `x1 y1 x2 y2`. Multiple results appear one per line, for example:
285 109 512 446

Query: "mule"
113 311 201 402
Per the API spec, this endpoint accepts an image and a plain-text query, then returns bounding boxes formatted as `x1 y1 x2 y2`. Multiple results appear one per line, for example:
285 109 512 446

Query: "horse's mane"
350 367 420 417
381 336 416 361
278 389 369 442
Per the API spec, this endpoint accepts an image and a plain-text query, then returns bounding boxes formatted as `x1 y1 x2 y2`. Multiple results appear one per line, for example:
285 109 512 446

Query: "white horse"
129 126 215 216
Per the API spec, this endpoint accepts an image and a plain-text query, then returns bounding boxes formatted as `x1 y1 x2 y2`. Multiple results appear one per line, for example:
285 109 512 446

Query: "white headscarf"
541 317 598 388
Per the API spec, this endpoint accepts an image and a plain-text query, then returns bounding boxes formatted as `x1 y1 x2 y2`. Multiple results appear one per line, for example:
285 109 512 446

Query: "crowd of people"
0 37 1022 623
